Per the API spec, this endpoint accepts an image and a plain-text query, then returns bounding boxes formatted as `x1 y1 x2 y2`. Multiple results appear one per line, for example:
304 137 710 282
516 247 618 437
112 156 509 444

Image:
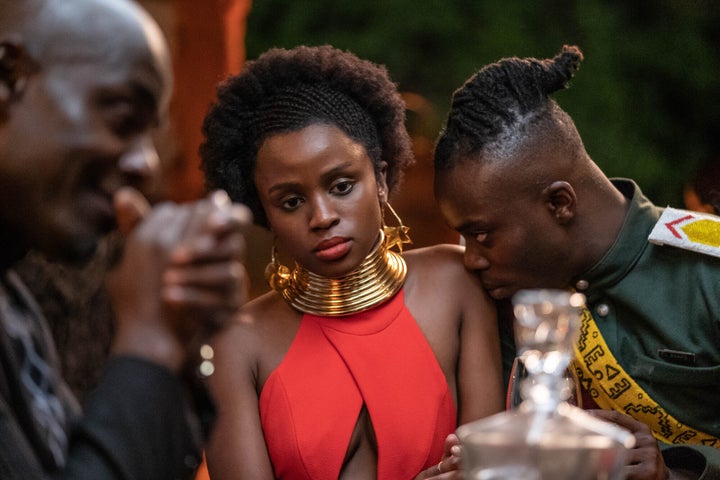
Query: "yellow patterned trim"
572 307 719 448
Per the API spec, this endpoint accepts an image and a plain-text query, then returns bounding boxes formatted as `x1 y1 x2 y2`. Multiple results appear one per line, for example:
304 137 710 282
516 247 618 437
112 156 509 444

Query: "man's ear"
542 181 576 224
0 40 34 114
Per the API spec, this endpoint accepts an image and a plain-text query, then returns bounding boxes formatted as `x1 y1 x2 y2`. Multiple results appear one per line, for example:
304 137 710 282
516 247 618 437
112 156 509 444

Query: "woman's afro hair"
200 44 414 228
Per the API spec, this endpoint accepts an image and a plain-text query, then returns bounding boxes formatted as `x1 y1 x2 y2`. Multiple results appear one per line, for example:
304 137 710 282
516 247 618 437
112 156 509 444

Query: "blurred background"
246 0 720 206
16 0 720 405
246 0 720 242
140 0 720 298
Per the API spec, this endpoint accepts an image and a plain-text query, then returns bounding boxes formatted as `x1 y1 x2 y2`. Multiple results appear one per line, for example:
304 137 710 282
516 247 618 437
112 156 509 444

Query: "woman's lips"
314 238 351 261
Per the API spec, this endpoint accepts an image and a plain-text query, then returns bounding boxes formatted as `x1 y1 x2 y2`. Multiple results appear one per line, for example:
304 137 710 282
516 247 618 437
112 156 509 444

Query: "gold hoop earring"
264 243 292 291
382 202 412 253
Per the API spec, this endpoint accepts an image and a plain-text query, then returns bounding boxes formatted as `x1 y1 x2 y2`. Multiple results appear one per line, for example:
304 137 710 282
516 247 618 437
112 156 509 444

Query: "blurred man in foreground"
0 0 251 477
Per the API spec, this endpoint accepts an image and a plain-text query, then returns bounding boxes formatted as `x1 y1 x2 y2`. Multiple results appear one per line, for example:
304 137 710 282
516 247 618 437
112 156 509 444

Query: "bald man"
0 0 250 478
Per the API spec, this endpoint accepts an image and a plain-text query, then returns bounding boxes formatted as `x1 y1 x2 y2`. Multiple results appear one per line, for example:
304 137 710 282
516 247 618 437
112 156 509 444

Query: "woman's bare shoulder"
404 243 468 277
240 290 291 321
214 291 295 350
404 244 490 302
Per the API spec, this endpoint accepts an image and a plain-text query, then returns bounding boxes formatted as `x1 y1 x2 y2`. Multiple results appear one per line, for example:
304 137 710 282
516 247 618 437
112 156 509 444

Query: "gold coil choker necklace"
265 230 407 316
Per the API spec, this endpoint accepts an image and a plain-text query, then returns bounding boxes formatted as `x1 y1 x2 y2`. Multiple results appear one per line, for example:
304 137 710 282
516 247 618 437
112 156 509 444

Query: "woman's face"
254 123 387 278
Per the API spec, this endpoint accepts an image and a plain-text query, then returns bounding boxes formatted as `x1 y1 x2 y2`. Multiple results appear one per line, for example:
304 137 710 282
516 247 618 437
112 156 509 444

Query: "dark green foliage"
245 0 720 207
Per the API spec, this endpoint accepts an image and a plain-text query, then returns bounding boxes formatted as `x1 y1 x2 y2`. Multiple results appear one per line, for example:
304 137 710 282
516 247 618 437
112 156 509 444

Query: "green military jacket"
572 179 720 478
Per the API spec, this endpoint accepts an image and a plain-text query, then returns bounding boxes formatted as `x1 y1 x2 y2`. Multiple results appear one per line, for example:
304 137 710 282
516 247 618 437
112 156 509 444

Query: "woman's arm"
405 245 504 425
205 318 275 480
452 253 504 424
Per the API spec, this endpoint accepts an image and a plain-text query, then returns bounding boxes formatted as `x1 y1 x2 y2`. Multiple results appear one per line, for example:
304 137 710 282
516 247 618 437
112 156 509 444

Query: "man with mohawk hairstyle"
434 45 720 479
0 0 251 478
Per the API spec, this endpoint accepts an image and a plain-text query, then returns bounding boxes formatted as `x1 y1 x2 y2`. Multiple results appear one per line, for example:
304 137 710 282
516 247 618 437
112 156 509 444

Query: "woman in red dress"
200 45 503 480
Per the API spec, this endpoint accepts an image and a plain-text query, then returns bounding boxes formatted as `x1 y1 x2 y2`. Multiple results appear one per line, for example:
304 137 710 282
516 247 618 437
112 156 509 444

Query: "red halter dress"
259 289 456 479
